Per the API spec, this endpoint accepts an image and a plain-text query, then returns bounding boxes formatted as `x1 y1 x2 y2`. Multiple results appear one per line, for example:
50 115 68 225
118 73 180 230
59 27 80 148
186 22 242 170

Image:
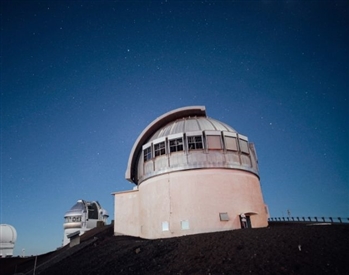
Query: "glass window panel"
188 135 203 150
154 142 166 157
169 138 183 153
143 147 152 161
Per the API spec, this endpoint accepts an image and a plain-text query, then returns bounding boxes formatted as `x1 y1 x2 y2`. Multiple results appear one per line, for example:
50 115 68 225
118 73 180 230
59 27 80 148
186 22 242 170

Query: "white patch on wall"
219 212 229 221
162 221 169 231
181 220 190 230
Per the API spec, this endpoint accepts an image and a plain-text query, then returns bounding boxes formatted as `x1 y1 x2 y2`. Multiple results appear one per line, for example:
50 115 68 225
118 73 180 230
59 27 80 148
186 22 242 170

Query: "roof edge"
125 106 206 183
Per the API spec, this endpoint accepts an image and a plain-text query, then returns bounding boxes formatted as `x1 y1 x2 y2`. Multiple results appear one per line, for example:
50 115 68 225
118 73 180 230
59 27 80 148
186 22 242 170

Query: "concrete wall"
114 169 268 239
113 190 139 237
69 235 80 247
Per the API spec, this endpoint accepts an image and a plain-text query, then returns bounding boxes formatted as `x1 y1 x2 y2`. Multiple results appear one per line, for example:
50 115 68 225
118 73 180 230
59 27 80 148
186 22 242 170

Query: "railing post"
338 217 342 223
308 216 312 221
314 217 318 222
329 217 333 223
322 217 325 222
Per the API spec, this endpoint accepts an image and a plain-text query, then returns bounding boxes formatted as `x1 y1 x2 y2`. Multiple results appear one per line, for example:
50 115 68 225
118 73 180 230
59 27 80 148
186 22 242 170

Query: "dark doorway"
240 214 252 229
88 203 98 219
246 216 252 228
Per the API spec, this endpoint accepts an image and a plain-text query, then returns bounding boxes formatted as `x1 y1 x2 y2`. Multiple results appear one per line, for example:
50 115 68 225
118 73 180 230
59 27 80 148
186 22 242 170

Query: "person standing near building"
240 214 247 229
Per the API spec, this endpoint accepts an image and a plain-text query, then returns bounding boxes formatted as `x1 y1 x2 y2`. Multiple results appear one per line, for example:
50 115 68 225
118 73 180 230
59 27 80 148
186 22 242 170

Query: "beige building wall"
114 168 268 239
113 190 140 237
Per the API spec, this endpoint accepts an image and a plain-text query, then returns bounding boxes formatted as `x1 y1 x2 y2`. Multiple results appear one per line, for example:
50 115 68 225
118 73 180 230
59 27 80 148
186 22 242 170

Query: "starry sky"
1 0 348 256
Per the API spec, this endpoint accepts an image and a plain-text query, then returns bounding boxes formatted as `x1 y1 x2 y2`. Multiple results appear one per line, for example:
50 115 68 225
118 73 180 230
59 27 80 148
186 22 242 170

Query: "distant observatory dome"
0 224 17 257
63 200 109 246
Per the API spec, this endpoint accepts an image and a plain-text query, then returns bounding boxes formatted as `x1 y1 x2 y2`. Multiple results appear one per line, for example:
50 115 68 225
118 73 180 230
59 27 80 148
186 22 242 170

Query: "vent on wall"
219 212 229 221
162 221 169 231
181 220 190 230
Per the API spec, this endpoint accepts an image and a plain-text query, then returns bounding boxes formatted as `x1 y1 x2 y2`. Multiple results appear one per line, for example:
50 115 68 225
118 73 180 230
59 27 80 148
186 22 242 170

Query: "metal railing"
268 216 349 224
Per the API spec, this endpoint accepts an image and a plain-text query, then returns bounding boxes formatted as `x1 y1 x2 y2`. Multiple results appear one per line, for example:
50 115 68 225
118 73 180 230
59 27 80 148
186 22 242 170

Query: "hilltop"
1 223 348 275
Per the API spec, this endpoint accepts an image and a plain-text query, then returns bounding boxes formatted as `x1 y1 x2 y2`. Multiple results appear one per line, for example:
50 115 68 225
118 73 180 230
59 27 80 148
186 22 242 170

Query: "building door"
246 215 252 228
240 214 252 229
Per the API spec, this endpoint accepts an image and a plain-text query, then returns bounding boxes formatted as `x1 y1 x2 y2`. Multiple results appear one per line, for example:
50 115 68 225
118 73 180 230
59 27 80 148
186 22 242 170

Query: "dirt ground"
2 223 348 275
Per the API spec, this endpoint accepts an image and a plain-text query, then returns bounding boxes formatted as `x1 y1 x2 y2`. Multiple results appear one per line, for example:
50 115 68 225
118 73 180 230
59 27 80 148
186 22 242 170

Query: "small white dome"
0 224 17 257
0 224 17 244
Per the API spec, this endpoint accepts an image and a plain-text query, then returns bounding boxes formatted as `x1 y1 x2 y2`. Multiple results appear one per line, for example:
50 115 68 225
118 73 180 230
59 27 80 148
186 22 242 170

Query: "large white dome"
126 106 259 184
114 106 268 240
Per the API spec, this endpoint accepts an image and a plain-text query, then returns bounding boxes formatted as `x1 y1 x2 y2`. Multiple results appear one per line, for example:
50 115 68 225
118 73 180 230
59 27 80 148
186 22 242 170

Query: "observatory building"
63 200 108 245
0 224 17 257
113 106 268 239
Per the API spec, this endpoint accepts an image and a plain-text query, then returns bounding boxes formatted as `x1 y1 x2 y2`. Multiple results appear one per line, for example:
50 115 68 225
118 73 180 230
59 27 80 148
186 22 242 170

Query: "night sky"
1 0 348 256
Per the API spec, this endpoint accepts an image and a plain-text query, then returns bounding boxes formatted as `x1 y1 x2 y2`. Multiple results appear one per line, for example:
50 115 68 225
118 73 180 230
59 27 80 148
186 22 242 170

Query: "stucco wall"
113 190 139 237
114 169 268 239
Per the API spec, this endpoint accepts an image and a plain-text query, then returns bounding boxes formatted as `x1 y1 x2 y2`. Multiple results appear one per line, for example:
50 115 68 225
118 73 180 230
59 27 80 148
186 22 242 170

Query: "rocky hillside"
2 223 348 275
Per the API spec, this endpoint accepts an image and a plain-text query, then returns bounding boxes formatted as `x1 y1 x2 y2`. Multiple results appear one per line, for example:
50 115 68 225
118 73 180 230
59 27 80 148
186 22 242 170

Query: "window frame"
238 134 249 154
142 143 152 162
154 141 166 157
205 131 222 150
153 137 167 157
223 132 238 151
187 131 204 151
169 137 184 153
